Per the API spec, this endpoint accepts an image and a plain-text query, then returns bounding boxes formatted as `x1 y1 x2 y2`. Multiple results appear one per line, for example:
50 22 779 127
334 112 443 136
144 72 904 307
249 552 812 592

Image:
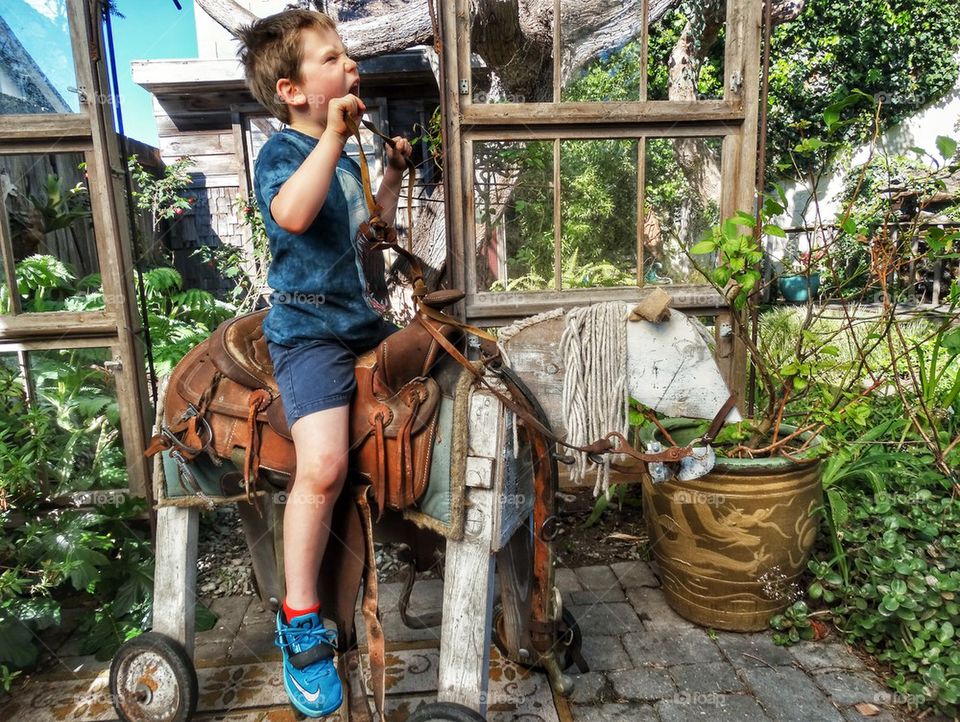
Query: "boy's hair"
236 9 336 123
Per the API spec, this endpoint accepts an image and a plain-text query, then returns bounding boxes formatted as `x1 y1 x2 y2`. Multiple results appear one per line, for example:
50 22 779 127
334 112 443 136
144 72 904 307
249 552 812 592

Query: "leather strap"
288 639 335 669
703 393 738 444
355 486 386 718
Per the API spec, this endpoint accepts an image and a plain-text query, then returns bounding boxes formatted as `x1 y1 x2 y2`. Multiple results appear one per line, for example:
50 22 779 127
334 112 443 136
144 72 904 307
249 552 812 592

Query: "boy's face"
283 27 359 124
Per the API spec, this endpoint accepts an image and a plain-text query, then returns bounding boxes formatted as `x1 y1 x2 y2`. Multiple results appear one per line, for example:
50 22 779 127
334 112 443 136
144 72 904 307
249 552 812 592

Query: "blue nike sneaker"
275 611 343 718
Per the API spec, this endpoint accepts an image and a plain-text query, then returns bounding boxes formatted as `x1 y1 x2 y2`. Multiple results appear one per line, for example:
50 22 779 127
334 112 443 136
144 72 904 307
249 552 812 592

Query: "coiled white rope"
560 302 630 496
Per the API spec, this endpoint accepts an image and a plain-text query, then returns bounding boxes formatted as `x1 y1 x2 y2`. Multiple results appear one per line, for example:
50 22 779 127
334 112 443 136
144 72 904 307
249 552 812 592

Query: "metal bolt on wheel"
408 701 487 721
109 632 198 722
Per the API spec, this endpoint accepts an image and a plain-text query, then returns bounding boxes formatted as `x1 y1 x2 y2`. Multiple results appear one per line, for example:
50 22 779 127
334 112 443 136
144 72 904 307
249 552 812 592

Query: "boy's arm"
374 137 413 226
270 96 364 235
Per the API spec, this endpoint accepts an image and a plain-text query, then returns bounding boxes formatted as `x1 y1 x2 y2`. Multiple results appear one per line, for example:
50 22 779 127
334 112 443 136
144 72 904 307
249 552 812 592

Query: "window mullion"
640 0 649 102
0 188 20 314
553 138 561 290
637 137 645 287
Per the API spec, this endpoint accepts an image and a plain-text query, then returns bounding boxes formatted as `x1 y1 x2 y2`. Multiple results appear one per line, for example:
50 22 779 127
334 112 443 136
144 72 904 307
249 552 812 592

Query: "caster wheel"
408 701 486 721
492 605 583 672
109 632 198 722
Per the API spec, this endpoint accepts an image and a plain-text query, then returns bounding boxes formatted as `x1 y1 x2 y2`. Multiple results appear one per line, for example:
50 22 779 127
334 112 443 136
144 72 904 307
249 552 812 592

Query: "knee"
292 454 348 497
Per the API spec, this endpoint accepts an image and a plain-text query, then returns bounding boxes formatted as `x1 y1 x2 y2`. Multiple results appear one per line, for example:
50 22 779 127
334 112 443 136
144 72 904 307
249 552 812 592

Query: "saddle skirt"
149 305 464 514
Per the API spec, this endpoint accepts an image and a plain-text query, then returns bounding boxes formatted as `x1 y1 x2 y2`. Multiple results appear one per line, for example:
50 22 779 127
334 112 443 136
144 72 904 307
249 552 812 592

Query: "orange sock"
283 599 320 623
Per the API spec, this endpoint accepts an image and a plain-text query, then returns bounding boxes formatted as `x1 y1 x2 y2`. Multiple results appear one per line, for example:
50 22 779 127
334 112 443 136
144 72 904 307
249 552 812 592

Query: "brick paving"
2 562 926 721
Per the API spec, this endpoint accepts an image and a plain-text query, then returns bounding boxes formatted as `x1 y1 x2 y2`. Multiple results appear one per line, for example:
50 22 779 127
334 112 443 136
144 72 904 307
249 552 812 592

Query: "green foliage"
127 155 194 229
25 173 91 234
770 600 816 646
767 0 960 177
807 474 959 715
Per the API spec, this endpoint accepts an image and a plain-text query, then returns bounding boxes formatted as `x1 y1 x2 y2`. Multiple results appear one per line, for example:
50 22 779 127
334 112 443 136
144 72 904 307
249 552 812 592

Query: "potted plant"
778 250 823 302
639 125 960 632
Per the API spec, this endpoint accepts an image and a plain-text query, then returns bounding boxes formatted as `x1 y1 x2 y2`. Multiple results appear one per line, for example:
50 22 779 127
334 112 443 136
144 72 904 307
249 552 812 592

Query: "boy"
237 9 412 718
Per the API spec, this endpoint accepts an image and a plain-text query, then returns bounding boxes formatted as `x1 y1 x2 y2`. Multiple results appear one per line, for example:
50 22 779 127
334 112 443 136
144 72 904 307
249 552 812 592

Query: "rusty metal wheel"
109 632 198 722
408 701 486 721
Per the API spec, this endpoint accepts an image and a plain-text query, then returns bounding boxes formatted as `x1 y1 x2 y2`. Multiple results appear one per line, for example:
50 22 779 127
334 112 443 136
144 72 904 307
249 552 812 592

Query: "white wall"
769 62 960 260
195 0 291 60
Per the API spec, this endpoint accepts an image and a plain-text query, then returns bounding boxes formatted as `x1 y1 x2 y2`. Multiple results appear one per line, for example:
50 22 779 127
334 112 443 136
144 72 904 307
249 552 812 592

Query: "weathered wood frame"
0 0 151 500
438 0 761 389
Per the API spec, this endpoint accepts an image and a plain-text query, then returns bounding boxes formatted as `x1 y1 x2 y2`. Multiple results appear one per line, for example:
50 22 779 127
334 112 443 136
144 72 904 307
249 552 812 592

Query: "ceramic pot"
643 437 822 631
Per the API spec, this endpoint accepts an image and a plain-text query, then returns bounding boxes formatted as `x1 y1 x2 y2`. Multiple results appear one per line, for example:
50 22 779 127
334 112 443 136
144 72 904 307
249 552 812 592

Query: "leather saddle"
147 289 465 515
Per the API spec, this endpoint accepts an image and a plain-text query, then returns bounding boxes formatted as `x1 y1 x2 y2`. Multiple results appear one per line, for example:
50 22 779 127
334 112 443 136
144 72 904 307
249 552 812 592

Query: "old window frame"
438 0 763 328
0 0 151 499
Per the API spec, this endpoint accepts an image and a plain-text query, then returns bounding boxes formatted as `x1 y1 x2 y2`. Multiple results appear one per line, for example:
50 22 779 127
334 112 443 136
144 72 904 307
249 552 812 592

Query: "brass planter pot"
642 447 822 632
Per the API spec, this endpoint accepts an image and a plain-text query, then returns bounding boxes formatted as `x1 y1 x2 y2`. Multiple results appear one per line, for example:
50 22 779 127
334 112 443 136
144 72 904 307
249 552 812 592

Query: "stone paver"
715 630 795 668
569 702 659 721
622 627 724 666
567 601 647 635
574 564 620 591
657 693 773 721
568 586 626 605
624 585 689 629
556 566 583 591
577 633 633 671
17 563 914 722
608 667 677 700
610 560 659 589
814 669 890 706
669 661 745 694
567 671 608 704
789 639 867 670
743 665 846 722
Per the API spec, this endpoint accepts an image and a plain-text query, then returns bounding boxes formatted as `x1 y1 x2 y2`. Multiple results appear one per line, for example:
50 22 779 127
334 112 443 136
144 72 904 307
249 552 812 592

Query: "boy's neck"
287 118 327 139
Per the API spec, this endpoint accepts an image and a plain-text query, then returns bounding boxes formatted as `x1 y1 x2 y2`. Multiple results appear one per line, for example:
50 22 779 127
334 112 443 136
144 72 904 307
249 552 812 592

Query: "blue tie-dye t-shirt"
253 127 391 349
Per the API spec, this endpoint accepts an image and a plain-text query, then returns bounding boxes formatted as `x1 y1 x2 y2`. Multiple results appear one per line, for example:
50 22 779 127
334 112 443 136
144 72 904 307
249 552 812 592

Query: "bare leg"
283 404 351 610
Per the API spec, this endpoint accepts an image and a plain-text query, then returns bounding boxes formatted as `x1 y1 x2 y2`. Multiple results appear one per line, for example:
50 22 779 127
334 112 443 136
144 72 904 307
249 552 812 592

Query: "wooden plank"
443 0 468 299
0 311 119 341
0 114 91 145
156 112 235 137
159 132 236 157
466 285 726 322
76 0 153 502
461 100 744 126
465 123 736 141
131 58 246 90
437 482 496 715
467 390 502 458
0 190 20 315
152 506 200 657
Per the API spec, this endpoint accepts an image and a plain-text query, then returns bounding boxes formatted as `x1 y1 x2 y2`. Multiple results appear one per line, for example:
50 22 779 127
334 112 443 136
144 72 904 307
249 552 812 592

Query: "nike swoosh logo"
290 675 320 703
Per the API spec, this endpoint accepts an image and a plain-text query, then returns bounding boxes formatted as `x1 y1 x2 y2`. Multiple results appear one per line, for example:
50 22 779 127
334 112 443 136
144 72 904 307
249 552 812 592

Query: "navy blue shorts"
268 329 396 429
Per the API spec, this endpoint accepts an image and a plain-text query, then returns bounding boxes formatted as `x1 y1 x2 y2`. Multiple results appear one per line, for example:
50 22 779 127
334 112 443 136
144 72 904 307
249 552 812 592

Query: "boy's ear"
276 78 305 107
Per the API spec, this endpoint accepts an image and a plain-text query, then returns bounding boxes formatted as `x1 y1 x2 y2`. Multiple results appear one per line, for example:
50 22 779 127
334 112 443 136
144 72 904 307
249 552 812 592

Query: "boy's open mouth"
350 80 360 96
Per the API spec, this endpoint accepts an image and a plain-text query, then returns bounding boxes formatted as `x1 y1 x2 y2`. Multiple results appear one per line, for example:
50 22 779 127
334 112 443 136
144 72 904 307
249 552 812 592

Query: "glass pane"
0 0 80 114
469 5 554 103
474 141 554 292
0 348 127 498
647 0 726 101
560 1 643 102
1 152 103 313
560 139 638 288
644 137 722 285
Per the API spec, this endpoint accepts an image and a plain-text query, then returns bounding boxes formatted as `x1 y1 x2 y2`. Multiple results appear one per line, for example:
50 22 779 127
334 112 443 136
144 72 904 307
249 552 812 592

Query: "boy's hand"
326 94 366 143
386 137 413 171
